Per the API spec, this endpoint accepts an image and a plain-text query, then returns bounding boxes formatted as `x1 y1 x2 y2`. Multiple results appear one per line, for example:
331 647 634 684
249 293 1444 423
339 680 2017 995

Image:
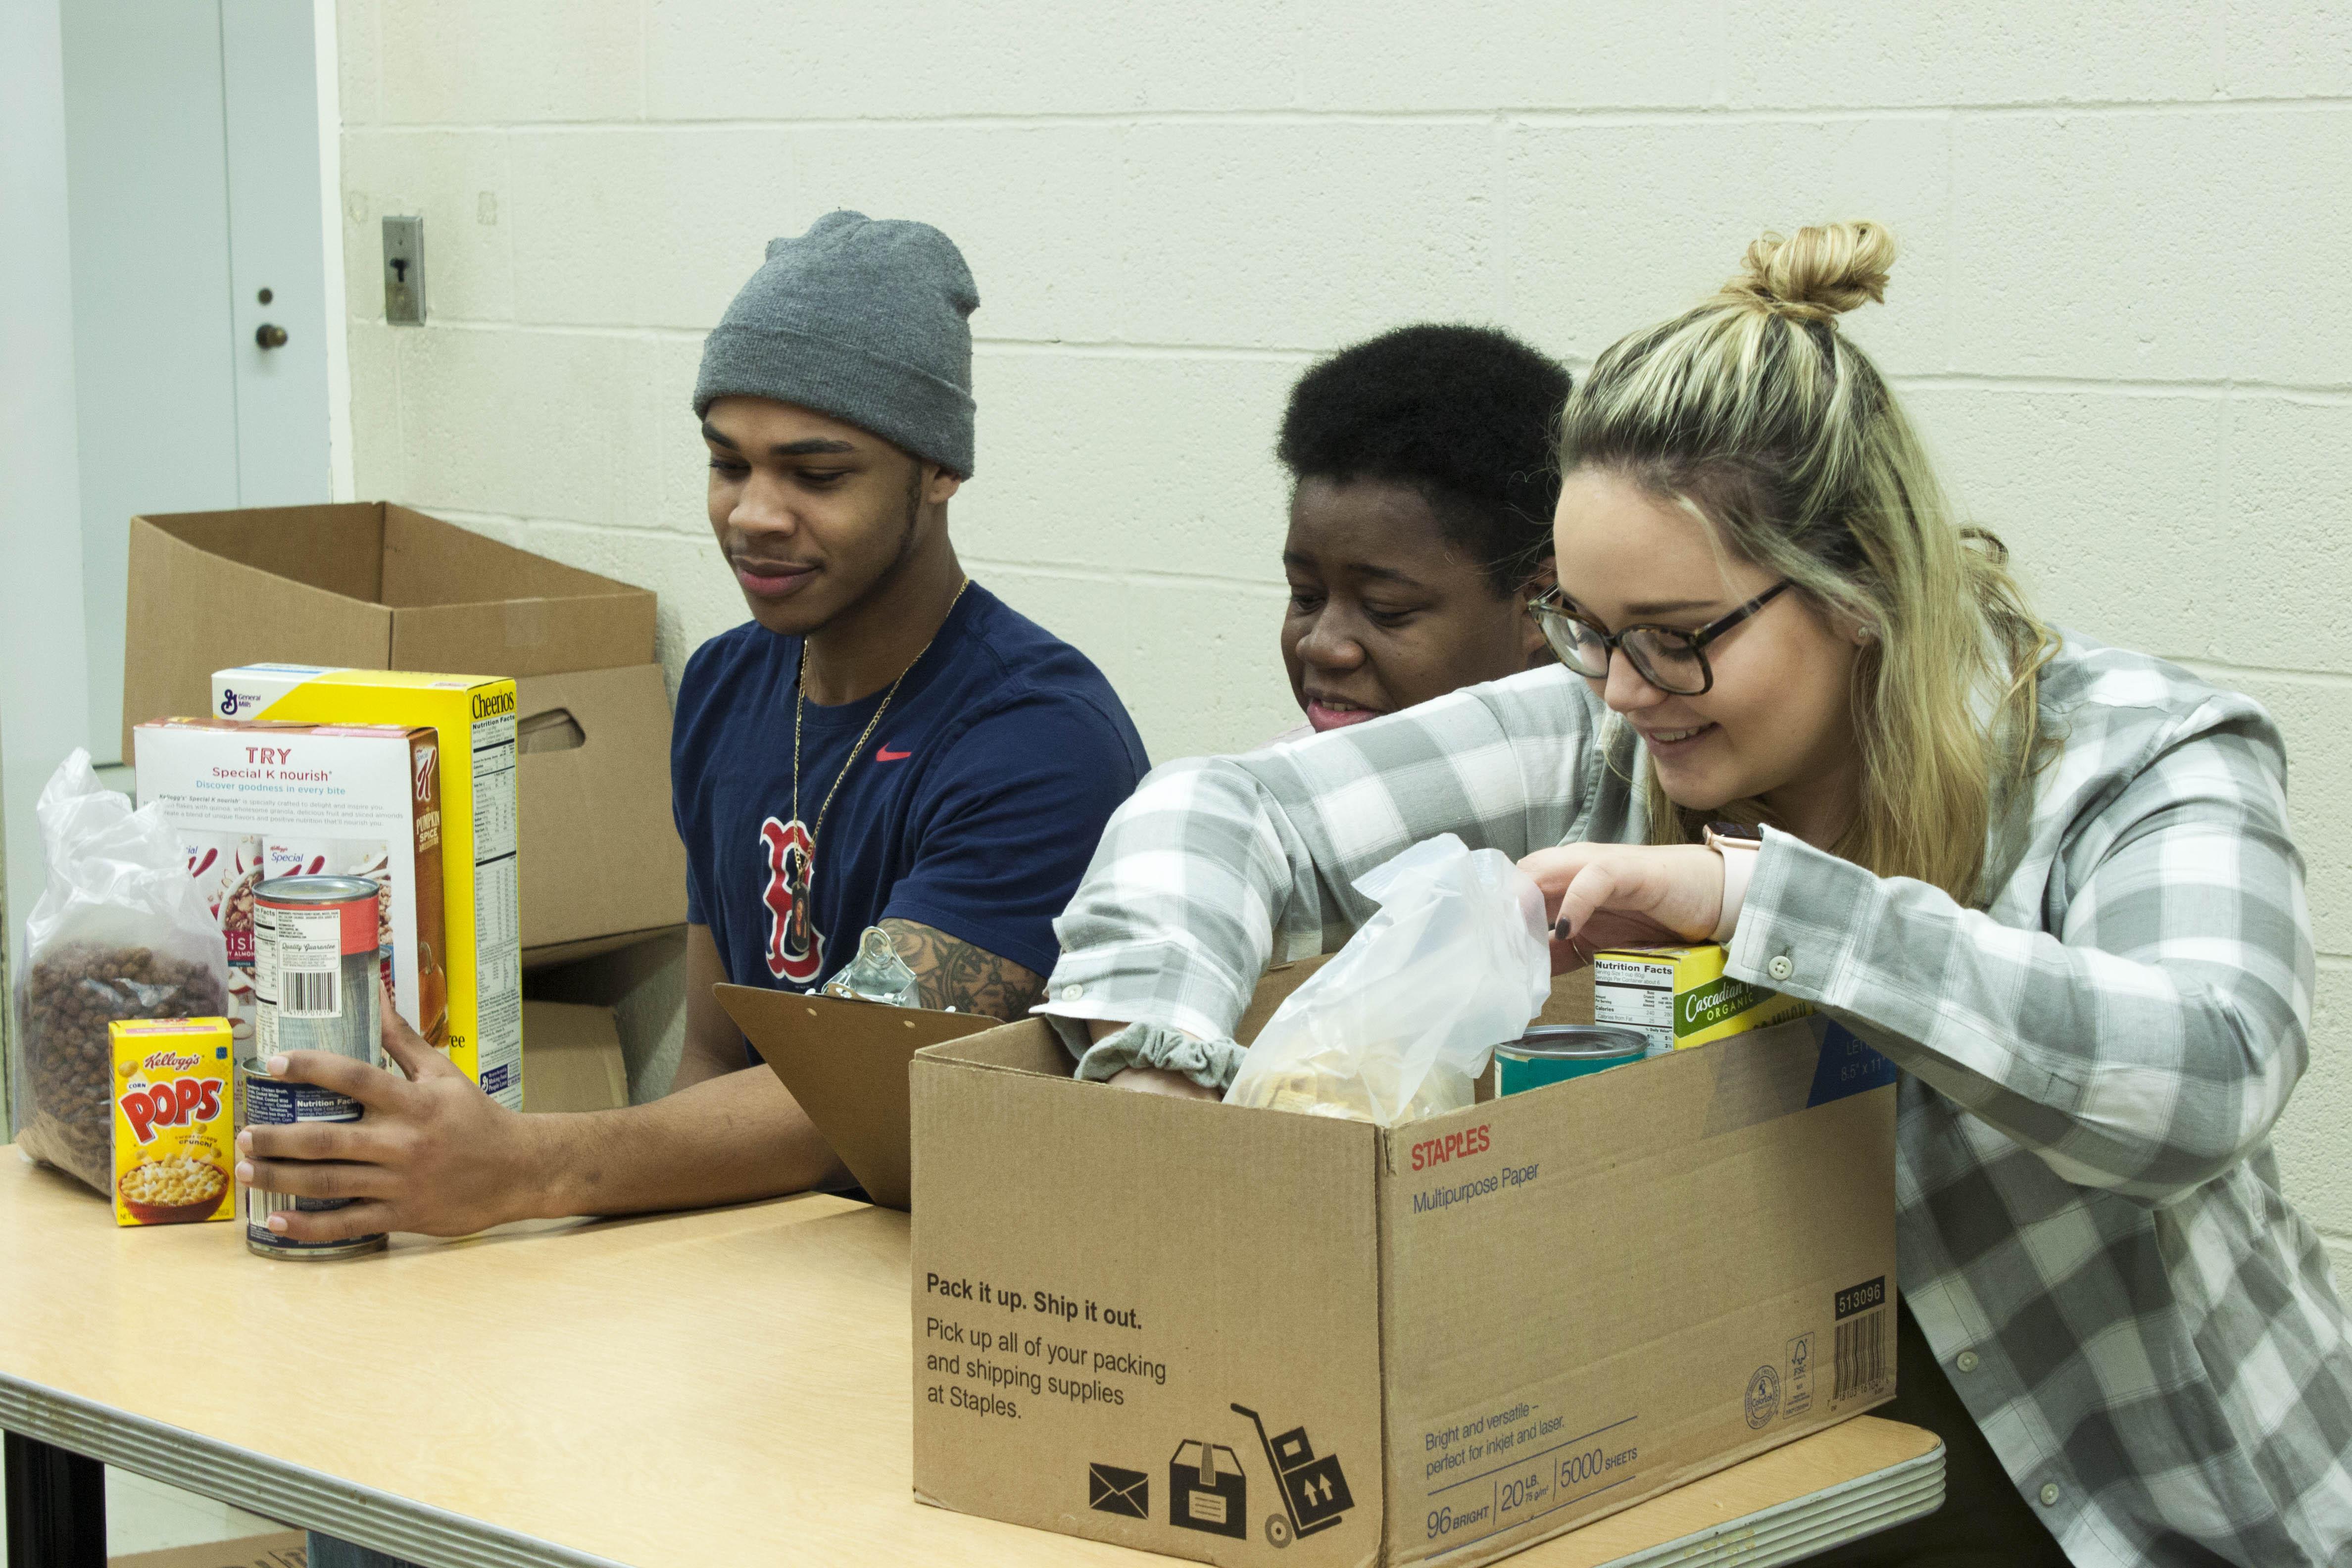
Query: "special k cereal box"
136 718 453 1072
110 1018 236 1226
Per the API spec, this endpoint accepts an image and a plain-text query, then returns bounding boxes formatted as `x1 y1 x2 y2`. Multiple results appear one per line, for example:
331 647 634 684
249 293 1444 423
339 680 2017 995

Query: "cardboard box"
136 719 449 1055
120 501 655 759
910 969 1898 1567
521 1000 630 1114
714 962 1600 1213
207 667 523 1110
512 664 688 962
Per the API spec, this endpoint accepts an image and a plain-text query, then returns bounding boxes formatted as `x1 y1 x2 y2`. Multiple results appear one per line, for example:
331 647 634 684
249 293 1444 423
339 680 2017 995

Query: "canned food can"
1494 1025 1650 1095
253 875 382 1065
238 1057 386 1259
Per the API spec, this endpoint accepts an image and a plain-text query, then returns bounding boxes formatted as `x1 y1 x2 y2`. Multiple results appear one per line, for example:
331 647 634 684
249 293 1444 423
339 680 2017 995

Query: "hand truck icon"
1232 1403 1354 1547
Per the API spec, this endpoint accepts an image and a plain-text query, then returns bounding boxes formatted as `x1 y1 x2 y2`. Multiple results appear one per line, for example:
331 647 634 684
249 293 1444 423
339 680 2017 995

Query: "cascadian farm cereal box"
1592 944 1811 1056
136 719 451 1068
111 1018 236 1226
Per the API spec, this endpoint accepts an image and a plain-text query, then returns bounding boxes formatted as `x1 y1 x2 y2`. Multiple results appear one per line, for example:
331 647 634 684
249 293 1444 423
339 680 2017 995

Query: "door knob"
255 323 288 349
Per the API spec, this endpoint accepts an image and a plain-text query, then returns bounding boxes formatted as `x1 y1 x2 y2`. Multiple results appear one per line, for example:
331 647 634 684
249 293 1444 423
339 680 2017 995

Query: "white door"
60 0 332 767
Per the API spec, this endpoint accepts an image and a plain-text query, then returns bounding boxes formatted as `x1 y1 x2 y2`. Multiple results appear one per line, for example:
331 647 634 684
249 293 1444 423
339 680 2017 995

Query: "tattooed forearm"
878 919 1046 1022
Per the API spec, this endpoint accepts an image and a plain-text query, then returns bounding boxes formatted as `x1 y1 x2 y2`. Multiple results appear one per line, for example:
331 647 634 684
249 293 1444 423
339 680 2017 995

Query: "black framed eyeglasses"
1527 580 1795 696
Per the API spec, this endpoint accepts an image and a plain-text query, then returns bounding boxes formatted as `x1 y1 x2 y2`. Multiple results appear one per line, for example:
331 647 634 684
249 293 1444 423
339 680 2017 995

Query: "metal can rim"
254 874 382 904
1498 1026 1651 1061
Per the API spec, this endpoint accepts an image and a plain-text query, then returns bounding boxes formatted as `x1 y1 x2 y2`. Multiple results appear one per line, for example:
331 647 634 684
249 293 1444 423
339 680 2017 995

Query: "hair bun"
1719 222 1896 323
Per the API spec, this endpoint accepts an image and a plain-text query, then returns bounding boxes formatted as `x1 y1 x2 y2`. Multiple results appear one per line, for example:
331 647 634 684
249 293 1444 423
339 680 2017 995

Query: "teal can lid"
1497 1025 1650 1061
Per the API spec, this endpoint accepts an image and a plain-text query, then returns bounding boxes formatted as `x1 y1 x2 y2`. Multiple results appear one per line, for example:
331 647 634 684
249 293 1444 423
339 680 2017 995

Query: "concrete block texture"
378 0 645 124
647 0 1730 118
1950 108 2352 387
339 8 2352 1258
1502 115 1952 371
1722 1 2219 108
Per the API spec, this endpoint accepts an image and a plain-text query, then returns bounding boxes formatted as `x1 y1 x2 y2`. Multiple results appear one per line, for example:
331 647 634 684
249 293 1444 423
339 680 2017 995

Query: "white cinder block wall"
334 2 2352 1274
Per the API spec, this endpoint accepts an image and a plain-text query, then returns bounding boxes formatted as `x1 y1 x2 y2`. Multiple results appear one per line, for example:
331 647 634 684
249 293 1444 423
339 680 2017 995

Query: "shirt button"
1956 1351 1979 1373
1060 984 1084 1002
2039 1482 2061 1507
1766 955 1795 982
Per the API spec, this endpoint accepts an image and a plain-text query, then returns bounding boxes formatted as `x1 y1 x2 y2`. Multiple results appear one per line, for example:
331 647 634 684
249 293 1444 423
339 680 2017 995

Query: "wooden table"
0 1151 1940 1567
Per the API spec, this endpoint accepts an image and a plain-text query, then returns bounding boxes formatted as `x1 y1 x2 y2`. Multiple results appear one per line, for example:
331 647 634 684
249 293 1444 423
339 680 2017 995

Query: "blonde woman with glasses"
1041 223 2352 1567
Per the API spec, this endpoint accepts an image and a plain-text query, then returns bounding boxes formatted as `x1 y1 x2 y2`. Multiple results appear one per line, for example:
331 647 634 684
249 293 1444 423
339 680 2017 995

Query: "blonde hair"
1559 222 2056 905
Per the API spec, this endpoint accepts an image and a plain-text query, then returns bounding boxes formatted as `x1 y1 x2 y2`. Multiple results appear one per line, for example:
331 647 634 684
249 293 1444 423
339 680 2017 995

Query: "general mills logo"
218 688 258 716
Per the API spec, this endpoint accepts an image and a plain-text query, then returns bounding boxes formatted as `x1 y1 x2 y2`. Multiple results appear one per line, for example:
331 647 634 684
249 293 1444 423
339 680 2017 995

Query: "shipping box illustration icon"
1087 1462 1148 1519
1236 1402 1354 1546
1169 1439 1247 1538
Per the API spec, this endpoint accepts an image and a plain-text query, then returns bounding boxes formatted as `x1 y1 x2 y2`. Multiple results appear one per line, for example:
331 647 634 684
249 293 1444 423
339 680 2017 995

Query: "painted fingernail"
235 1162 253 1185
1553 915 1573 940
265 1214 288 1233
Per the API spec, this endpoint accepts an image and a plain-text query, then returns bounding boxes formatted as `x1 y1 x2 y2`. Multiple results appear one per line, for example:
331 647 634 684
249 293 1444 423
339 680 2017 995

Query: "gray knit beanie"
692 210 979 476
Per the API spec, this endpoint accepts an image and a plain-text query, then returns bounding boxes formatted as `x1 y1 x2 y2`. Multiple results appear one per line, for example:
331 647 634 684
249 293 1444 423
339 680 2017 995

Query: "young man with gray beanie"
245 213 1148 1318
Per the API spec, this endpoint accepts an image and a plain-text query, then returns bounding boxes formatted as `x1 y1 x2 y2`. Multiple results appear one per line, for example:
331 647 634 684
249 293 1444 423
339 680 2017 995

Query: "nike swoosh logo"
876 746 913 762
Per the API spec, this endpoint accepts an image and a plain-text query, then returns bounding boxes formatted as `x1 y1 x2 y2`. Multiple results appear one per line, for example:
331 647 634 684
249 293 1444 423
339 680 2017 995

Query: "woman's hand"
1517 843 1725 973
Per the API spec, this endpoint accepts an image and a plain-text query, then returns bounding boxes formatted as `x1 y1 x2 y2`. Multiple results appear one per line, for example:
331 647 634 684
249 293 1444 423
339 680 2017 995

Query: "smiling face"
703 395 960 637
1551 467 1863 839
1281 478 1548 733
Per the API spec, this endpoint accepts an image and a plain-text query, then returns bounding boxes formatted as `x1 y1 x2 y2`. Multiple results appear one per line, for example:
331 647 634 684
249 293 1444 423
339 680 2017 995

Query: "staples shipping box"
910 975 1898 1567
135 719 448 1057
207 666 523 1108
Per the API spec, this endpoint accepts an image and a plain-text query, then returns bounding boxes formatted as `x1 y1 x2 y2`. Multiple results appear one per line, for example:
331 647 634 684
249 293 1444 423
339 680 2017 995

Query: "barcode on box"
1832 1274 1889 1403
283 969 339 1018
1834 1310 1886 1402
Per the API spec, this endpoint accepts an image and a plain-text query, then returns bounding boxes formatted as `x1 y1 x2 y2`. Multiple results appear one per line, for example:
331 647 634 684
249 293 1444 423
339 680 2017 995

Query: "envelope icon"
1089 1462 1149 1519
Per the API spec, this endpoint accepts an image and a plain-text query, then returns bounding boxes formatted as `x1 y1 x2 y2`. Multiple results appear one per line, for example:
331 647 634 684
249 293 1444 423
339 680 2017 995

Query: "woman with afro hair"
1274 324 1572 736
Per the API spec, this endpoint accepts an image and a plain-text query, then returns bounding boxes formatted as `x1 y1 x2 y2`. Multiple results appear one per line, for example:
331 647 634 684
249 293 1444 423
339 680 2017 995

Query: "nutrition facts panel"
469 712 524 1108
470 716 519 862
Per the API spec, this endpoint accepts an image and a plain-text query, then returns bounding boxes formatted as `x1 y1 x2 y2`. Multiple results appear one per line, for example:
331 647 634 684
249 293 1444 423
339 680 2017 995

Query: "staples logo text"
1411 1124 1491 1171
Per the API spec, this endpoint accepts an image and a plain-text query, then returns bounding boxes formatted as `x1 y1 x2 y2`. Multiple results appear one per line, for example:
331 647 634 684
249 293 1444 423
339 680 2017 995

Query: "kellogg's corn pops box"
111 1018 236 1226
1592 943 1812 1057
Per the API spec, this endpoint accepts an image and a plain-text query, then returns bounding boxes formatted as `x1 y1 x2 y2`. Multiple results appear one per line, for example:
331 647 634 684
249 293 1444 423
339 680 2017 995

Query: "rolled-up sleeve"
1729 701 2311 1205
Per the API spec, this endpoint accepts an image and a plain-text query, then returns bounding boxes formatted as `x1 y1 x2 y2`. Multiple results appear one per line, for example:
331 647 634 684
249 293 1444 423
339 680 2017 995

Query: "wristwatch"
1703 822 1763 943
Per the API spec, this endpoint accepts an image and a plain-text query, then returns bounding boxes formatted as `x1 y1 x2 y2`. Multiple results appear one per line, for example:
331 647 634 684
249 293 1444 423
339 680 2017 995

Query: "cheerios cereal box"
110 1018 236 1226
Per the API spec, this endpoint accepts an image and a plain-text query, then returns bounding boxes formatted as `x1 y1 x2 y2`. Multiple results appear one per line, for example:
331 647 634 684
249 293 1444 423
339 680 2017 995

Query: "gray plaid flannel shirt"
1040 636 2352 1567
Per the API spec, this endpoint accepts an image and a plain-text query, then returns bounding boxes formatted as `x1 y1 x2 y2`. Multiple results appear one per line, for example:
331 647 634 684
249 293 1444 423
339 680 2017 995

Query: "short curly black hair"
1276 324 1573 594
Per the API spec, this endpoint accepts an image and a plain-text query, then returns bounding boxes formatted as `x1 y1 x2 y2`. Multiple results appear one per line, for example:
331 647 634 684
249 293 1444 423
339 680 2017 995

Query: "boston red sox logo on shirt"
759 816 823 983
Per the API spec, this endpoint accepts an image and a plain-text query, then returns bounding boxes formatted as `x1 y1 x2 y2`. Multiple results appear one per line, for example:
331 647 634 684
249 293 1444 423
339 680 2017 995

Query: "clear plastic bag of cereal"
12 750 228 1195
1224 833 1552 1125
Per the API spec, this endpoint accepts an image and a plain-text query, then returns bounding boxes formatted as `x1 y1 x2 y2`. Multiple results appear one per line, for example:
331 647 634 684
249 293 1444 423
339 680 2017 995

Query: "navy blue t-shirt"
671 585 1148 1047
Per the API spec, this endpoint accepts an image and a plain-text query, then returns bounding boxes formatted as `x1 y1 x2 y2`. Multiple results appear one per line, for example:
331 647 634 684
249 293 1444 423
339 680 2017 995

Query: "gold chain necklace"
772 579 970 981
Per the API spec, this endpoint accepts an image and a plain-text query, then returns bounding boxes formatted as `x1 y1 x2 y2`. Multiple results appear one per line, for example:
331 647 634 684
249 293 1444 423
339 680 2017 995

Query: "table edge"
0 1372 628 1568
1597 1439 1945 1568
1 1363 1945 1568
